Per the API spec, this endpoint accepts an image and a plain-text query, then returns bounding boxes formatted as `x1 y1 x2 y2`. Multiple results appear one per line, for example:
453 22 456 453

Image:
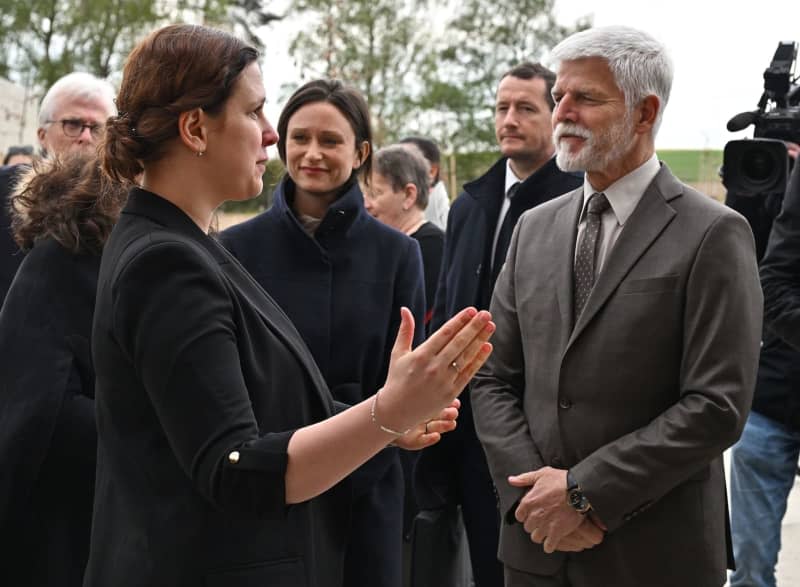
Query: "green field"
220 148 728 215
656 149 723 184
446 149 725 194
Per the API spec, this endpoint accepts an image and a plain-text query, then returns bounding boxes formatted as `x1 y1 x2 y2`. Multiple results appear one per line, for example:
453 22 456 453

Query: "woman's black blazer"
85 188 350 587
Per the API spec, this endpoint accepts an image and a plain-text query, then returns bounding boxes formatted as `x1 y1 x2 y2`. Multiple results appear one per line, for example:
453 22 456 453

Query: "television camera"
722 41 799 259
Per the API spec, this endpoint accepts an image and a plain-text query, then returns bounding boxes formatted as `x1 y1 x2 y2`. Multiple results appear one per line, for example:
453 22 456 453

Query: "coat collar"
271 175 364 238
122 187 229 264
566 163 683 347
463 157 508 207
463 156 581 213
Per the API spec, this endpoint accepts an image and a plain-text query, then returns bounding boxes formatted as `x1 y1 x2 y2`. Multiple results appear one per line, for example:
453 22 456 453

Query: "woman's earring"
196 150 205 157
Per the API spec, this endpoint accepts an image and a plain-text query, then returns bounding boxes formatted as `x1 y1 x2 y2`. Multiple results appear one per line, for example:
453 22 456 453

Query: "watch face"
568 488 589 512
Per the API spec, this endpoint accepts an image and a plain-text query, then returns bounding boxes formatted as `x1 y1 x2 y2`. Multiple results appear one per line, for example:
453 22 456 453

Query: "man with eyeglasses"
36 72 116 157
1 72 115 305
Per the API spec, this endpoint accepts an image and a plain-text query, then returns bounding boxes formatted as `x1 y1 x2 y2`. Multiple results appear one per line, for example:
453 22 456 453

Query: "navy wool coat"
221 177 426 486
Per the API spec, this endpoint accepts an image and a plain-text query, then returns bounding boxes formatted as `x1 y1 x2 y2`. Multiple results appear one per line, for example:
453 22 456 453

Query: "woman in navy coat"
0 153 128 586
221 79 427 587
85 24 493 587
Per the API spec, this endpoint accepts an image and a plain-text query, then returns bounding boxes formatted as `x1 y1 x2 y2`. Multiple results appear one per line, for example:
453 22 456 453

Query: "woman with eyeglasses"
85 24 493 587
0 153 129 587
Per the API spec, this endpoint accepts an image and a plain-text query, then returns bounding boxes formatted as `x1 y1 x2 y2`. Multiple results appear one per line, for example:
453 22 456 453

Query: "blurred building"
0 77 39 160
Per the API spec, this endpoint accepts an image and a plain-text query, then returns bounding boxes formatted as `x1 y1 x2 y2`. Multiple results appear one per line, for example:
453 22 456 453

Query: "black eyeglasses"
46 119 104 139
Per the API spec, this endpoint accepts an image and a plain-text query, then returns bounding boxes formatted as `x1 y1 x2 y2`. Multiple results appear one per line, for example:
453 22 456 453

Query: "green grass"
657 149 723 184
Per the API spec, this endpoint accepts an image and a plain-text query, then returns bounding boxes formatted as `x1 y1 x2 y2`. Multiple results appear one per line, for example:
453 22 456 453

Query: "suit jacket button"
228 451 240 464
558 398 572 409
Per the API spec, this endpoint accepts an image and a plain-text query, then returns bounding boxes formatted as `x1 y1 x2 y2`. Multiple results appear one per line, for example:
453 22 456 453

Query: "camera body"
723 42 799 259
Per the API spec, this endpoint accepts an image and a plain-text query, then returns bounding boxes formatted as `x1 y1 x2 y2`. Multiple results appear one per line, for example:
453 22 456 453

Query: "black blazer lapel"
569 166 681 344
123 189 334 415
216 248 335 416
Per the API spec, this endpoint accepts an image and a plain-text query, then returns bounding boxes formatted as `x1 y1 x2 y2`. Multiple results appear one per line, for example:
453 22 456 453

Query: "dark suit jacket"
430 156 582 330
0 164 25 305
0 238 98 586
757 160 800 430
86 188 350 587
416 157 582 508
761 160 800 353
472 165 763 586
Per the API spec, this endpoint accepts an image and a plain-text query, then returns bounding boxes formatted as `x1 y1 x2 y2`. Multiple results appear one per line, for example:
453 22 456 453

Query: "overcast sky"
260 1 800 150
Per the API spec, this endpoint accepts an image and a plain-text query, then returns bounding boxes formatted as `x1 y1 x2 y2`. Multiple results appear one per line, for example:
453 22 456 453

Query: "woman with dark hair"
220 79 427 587
89 24 493 587
0 153 129 586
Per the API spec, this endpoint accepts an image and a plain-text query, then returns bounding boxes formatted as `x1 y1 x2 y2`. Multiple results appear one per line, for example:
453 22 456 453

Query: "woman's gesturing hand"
375 307 494 436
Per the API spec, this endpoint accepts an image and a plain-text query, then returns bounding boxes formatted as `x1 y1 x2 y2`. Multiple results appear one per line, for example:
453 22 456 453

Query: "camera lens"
723 138 788 197
742 146 776 183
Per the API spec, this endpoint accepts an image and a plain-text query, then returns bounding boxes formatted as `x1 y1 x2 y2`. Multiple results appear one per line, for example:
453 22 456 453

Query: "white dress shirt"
490 160 523 270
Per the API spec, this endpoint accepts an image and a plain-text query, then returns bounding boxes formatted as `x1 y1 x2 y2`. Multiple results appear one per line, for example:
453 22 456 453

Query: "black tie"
491 182 521 284
573 192 610 321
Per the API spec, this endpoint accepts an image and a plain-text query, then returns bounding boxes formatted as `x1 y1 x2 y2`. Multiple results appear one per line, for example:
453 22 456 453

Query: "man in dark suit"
415 62 582 587
471 26 763 587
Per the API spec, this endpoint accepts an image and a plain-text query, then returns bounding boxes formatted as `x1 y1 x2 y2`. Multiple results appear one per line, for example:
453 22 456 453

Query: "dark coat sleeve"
760 162 800 351
398 237 426 351
430 198 460 334
0 324 78 526
111 239 294 516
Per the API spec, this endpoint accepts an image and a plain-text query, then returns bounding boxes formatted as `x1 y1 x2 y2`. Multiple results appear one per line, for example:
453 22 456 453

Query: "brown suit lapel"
568 165 683 346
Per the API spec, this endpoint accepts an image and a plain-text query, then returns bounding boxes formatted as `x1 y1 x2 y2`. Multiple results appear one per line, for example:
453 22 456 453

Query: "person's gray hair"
38 72 117 126
375 145 431 210
549 26 673 136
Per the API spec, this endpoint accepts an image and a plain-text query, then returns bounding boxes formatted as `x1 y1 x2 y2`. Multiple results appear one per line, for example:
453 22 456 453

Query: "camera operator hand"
784 141 800 160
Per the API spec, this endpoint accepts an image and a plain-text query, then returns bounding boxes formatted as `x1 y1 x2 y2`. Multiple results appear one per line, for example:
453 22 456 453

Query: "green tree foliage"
0 0 281 92
414 0 591 152
0 0 160 89
288 0 429 144
286 0 589 156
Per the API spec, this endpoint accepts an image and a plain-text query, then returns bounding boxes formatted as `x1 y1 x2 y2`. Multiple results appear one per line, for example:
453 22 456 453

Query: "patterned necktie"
573 192 610 321
491 182 521 284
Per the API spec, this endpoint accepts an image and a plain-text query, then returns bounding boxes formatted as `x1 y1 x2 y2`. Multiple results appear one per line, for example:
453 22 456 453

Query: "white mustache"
553 123 592 142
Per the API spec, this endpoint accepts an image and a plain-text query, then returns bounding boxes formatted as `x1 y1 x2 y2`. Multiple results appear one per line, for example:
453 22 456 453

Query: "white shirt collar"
581 154 660 226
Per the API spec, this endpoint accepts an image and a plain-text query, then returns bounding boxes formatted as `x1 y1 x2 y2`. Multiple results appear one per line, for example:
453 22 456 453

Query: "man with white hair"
1 72 115 305
36 72 116 157
471 26 763 586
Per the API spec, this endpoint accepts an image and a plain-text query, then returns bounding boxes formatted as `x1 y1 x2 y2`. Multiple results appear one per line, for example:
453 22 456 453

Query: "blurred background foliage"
1 0 596 213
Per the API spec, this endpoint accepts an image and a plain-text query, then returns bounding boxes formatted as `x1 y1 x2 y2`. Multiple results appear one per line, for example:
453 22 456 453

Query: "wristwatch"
566 470 592 514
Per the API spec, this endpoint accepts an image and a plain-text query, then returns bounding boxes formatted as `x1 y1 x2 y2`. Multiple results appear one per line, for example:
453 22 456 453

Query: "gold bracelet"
370 389 411 436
